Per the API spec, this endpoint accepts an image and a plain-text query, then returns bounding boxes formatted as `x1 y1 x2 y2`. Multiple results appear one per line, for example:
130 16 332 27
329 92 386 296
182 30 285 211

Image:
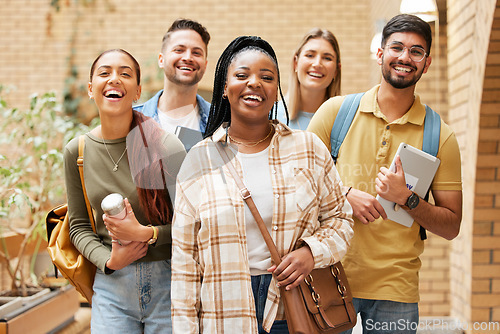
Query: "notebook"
174 126 203 152
375 142 441 227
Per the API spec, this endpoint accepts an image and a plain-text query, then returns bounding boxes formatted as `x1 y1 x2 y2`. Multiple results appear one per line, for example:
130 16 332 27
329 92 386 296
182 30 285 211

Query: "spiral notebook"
375 142 440 227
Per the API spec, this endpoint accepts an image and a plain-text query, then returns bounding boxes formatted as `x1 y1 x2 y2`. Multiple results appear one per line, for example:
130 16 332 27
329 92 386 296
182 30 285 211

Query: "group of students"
65 13 463 334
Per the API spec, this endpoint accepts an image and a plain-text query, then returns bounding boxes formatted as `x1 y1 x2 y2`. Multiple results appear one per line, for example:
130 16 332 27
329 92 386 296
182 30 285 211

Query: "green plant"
0 86 95 296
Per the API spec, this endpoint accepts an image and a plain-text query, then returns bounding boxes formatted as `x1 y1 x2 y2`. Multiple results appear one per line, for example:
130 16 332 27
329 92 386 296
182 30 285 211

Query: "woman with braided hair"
171 36 353 334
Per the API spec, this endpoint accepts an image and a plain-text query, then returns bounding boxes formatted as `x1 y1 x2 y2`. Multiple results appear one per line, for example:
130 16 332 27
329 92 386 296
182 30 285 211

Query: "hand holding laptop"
375 143 440 227
376 155 412 211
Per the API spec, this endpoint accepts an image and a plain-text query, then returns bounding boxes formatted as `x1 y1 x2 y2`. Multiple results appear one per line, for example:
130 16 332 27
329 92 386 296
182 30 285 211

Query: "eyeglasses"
385 42 427 62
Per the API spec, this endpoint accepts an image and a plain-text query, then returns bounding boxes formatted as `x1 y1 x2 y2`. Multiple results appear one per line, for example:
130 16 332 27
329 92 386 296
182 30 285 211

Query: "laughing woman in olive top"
64 49 185 333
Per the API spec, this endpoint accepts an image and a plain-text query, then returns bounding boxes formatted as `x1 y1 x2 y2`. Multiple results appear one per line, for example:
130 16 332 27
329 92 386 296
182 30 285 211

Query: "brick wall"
447 0 498 329
417 0 449 121
471 1 500 328
420 233 453 316
368 0 400 87
0 0 374 113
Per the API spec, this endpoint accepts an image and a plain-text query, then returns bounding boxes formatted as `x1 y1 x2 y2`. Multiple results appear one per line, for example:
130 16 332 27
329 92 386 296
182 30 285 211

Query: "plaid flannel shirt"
171 121 353 333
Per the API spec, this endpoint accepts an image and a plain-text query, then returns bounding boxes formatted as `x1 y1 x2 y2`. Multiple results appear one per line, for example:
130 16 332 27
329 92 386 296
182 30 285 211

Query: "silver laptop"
375 142 441 227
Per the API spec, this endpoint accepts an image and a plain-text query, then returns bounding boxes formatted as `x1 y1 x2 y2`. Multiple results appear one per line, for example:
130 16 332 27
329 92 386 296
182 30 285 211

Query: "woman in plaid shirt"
171 36 354 334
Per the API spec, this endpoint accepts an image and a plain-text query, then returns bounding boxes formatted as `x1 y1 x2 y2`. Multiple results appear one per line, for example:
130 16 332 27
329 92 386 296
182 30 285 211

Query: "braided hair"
204 36 288 138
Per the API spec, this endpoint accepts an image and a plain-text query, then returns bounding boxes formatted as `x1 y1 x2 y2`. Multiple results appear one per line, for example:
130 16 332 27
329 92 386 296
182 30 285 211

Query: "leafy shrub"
0 86 96 294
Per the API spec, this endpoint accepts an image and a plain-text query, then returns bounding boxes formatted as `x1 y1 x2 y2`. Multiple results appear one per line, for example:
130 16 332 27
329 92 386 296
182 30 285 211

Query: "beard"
165 65 205 87
167 72 203 86
381 56 424 89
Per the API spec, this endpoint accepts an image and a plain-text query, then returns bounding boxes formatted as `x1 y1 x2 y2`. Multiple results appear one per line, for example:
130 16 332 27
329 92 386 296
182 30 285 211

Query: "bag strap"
422 105 441 157
77 135 96 233
137 119 170 209
419 106 441 240
330 95 441 161
330 93 364 163
215 143 283 265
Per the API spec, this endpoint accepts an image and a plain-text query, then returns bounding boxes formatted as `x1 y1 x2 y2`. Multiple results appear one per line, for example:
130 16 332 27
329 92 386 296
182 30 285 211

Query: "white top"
236 146 274 275
158 104 201 133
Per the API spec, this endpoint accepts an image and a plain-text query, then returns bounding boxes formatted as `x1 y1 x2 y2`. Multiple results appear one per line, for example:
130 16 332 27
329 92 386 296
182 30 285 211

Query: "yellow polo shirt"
307 85 462 303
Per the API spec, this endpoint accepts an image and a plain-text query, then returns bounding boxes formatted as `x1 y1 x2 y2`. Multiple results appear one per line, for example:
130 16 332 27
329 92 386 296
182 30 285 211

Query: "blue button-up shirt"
133 89 210 135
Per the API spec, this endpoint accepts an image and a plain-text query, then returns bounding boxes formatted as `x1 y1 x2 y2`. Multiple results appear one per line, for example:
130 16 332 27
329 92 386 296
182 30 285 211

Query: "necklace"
102 138 127 172
228 126 273 147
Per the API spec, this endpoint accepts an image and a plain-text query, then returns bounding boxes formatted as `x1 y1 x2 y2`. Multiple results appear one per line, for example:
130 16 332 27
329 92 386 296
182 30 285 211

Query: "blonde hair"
287 28 341 120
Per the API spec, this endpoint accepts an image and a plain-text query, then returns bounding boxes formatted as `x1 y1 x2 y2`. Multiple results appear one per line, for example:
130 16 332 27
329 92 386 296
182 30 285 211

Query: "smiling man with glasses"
379 31 431 90
308 14 462 334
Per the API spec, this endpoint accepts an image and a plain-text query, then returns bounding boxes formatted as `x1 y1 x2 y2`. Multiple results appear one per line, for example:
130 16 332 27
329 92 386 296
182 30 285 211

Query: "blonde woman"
277 28 341 130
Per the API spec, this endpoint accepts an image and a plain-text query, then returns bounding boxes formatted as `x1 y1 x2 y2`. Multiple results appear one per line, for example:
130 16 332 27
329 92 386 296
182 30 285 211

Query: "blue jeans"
251 274 289 334
341 298 419 334
91 260 172 334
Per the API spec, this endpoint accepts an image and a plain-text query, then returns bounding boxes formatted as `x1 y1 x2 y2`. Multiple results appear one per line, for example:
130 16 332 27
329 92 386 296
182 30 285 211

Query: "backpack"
329 93 441 240
46 135 96 304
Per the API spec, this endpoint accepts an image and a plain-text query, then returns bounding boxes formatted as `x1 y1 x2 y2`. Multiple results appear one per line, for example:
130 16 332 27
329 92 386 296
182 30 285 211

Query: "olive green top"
64 131 186 273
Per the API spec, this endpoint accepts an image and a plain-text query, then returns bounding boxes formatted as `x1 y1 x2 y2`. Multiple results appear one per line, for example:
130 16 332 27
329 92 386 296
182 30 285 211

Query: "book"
174 126 203 152
375 142 441 227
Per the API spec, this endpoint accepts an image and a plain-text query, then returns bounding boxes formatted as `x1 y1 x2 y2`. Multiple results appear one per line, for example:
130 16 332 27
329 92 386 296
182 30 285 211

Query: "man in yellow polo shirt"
307 14 462 334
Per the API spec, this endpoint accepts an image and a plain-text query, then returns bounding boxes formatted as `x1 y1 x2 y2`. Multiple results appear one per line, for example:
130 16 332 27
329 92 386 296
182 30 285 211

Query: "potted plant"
0 86 94 333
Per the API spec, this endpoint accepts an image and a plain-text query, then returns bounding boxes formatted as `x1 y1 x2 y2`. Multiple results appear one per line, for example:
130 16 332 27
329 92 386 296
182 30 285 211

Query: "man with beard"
307 14 462 334
135 19 210 136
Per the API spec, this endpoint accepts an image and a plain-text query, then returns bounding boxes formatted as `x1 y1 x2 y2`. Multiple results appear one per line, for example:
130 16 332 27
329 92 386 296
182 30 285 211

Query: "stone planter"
0 288 51 318
0 285 79 334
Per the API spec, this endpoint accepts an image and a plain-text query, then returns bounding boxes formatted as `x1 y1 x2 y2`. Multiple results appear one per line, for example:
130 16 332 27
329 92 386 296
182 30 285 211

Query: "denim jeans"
91 260 172 334
251 274 289 334
341 298 419 334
